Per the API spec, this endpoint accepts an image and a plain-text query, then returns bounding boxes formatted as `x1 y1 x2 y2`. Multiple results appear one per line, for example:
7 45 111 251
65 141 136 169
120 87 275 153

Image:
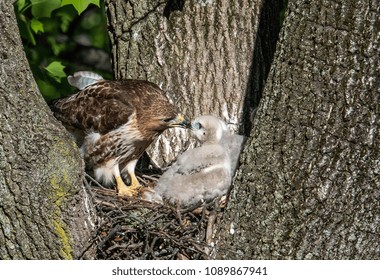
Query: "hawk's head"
144 112 190 134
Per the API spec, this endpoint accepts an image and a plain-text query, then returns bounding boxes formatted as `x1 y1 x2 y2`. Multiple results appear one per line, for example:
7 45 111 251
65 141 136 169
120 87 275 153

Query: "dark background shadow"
241 0 287 135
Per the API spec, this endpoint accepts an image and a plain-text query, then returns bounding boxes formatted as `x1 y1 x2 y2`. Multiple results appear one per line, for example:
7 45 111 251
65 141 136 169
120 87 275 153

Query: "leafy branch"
14 0 107 100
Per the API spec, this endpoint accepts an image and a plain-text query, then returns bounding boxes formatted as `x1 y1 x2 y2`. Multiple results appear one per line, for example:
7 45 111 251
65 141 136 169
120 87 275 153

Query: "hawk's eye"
192 122 202 130
163 117 174 123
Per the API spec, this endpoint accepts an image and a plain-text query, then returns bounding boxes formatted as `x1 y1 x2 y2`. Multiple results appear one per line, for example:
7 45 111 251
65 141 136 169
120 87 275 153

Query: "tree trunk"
0 1 96 259
217 0 380 259
105 0 281 166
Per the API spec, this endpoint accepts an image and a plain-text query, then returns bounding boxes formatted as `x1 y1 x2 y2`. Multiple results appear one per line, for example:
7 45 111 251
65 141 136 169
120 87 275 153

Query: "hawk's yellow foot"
115 176 141 197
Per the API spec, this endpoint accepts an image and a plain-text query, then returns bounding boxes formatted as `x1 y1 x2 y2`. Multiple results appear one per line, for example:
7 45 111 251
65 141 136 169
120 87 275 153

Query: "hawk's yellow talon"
115 175 141 197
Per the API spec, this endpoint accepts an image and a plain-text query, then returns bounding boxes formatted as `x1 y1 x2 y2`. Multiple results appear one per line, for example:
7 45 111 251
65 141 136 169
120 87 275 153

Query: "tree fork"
105 0 279 166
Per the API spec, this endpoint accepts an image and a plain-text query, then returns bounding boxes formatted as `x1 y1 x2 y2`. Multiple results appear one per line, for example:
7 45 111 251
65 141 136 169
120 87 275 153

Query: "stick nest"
82 172 225 260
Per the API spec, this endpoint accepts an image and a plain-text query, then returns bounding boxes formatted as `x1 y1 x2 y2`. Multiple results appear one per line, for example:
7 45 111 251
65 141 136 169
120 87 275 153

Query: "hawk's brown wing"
50 80 169 134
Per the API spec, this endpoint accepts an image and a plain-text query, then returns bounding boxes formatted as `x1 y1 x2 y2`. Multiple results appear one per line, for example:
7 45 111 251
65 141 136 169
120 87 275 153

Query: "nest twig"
81 172 225 260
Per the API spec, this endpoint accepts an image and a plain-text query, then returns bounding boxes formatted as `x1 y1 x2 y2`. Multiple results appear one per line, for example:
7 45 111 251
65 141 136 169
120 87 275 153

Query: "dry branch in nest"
81 172 226 260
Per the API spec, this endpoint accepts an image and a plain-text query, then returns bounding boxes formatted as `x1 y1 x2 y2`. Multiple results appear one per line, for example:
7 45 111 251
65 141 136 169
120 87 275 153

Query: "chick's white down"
145 115 245 207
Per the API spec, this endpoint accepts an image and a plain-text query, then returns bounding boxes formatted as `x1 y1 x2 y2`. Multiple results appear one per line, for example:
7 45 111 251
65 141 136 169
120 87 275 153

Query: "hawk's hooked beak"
168 114 191 128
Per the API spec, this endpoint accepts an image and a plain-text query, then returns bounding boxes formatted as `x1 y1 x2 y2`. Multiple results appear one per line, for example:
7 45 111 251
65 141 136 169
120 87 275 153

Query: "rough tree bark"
217 0 380 259
105 0 282 166
0 1 95 259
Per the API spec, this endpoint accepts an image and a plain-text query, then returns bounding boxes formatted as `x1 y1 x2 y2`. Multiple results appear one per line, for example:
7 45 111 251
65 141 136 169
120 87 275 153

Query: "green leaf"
31 0 61 18
61 0 100 15
47 36 71 56
17 14 36 45
30 18 44 34
55 5 78 32
36 79 61 100
15 0 27 12
45 61 66 82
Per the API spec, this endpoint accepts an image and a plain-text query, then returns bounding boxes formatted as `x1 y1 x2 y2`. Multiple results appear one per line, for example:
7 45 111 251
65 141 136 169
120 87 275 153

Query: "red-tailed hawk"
50 71 189 196
143 115 246 206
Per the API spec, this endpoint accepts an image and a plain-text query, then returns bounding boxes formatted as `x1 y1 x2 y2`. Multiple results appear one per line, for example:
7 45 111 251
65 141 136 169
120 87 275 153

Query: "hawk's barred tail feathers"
67 71 104 90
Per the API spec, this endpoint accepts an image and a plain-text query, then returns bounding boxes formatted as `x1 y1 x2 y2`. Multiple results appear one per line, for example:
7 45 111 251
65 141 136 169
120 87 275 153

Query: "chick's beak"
169 114 191 128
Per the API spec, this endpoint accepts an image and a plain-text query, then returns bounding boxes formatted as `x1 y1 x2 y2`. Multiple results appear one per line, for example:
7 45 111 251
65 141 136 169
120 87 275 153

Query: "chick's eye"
192 122 202 130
